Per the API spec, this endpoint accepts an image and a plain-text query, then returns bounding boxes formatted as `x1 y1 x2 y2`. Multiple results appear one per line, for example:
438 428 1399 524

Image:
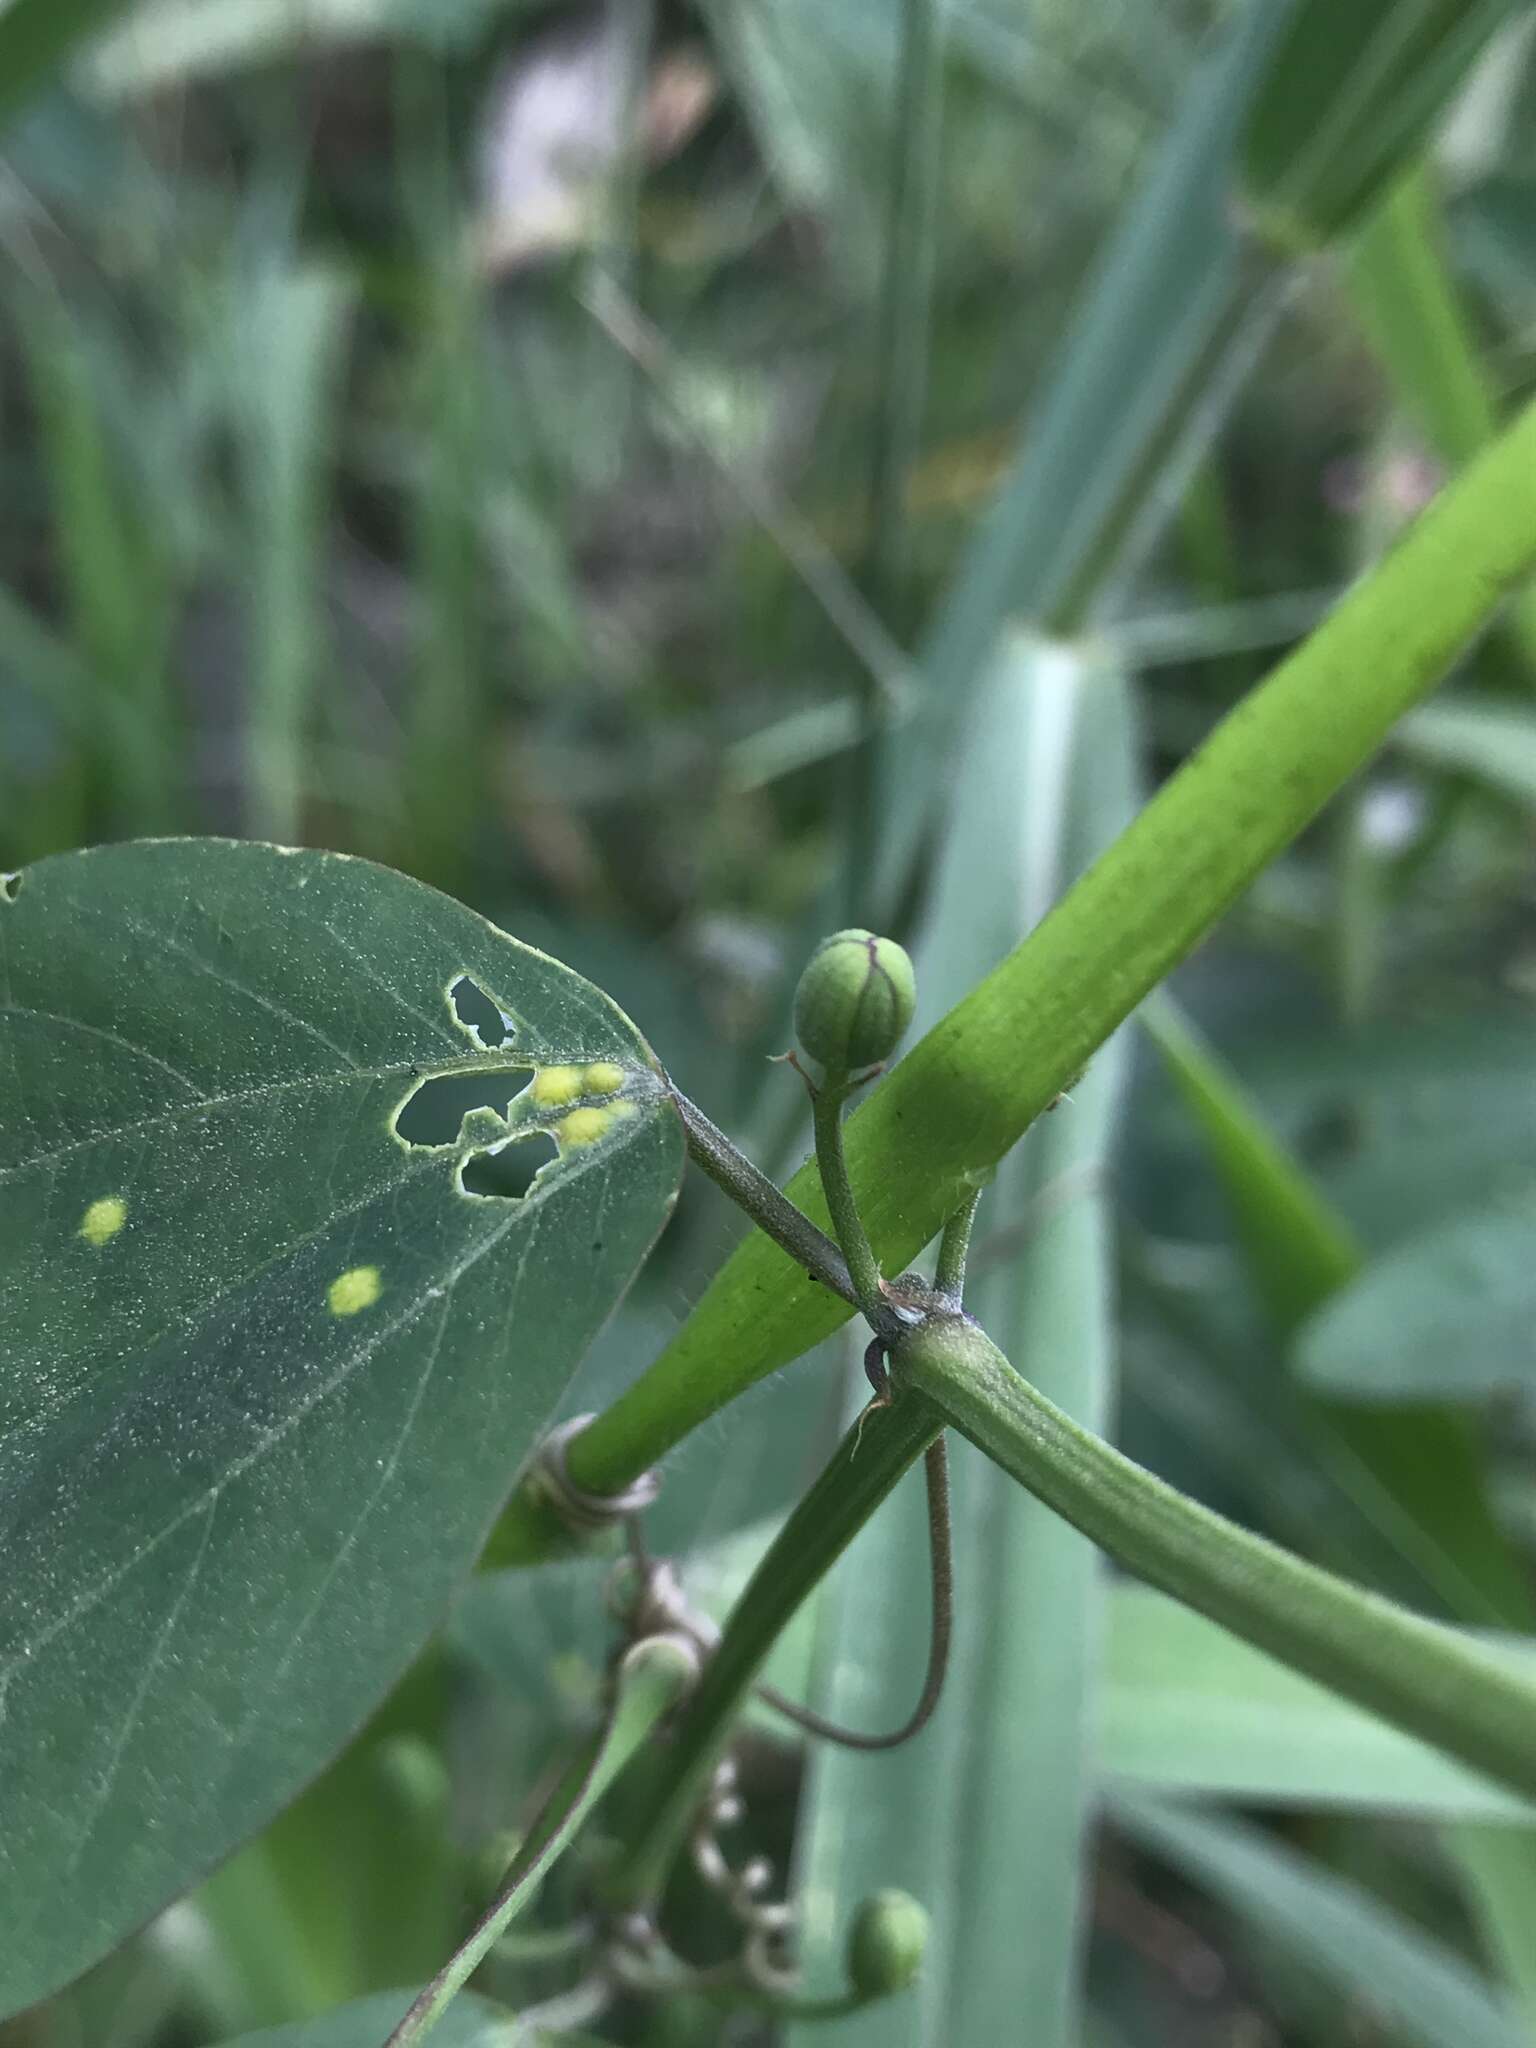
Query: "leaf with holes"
0 839 684 2018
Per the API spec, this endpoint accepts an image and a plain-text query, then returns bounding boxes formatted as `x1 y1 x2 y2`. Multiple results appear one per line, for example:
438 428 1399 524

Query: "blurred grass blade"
1113 1797 1531 2048
861 0 942 616
84 0 502 97
1347 164 1536 677
791 634 1135 2048
1450 1824 1536 2034
1349 166 1498 462
1239 0 1529 250
190 1685 459 2031
844 0 945 911
1394 696 1536 806
15 296 177 831
404 265 488 889
1105 1587 1536 1822
947 646 1135 2048
1295 1190 1536 1402
1143 994 1536 2022
1141 995 1359 1328
0 0 138 128
875 0 1289 909
231 264 352 844
1142 995 1533 1627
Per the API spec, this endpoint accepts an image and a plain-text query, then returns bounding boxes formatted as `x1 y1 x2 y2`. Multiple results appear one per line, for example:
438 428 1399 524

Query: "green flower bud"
793 929 916 1075
847 1889 929 1999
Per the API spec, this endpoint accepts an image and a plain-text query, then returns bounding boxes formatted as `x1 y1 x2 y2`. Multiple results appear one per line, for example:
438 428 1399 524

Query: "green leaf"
1113 1797 1531 2048
1295 1190 1536 1401
1104 1587 1536 1822
1240 0 1528 249
0 839 684 2018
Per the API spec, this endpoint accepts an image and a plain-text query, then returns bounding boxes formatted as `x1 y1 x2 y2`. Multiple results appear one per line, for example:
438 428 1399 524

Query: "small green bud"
793 929 916 1075
847 1889 929 1999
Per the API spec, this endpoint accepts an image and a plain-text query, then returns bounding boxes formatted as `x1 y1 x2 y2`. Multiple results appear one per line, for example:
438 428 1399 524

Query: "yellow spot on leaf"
531 1065 584 1107
583 1062 625 1096
559 1107 612 1146
80 1196 127 1246
329 1265 383 1316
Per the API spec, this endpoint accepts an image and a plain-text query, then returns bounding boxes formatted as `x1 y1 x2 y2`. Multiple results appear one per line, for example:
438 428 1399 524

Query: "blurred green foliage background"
6 3 1536 2045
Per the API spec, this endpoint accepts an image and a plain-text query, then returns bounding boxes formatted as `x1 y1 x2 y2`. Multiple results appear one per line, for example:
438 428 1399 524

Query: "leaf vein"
0 1005 205 1099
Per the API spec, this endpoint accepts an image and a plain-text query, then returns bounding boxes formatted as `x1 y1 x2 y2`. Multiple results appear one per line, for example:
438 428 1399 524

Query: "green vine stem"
811 1079 886 1320
757 1434 952 1751
385 1634 696 2048
931 1179 984 1307
895 1312 1536 1805
670 1085 861 1313
482 392 1536 1571
601 1391 945 1912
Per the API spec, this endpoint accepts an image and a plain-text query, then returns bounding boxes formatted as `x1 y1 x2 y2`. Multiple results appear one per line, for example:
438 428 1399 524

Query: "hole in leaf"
449 974 513 1048
0 872 20 904
394 1069 529 1148
461 1131 558 1199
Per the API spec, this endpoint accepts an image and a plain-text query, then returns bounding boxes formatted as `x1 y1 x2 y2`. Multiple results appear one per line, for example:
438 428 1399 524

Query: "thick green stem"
601 1393 944 1910
483 390 1536 1571
896 1313 1536 1805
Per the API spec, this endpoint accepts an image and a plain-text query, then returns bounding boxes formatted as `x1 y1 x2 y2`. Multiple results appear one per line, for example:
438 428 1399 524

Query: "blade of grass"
1238 0 1529 251
1142 994 1534 1630
1394 695 1536 806
1104 1587 1536 1823
231 262 351 844
1139 994 1359 1326
1143 982 1536 2026
843 0 945 914
482 385 1536 1565
1347 163 1536 679
873 0 1291 910
1449 1824 1536 2035
1112 1797 1530 2048
1349 167 1499 463
0 0 139 128
15 295 177 832
946 643 1134 2048
789 636 1135 2048
402 265 487 890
